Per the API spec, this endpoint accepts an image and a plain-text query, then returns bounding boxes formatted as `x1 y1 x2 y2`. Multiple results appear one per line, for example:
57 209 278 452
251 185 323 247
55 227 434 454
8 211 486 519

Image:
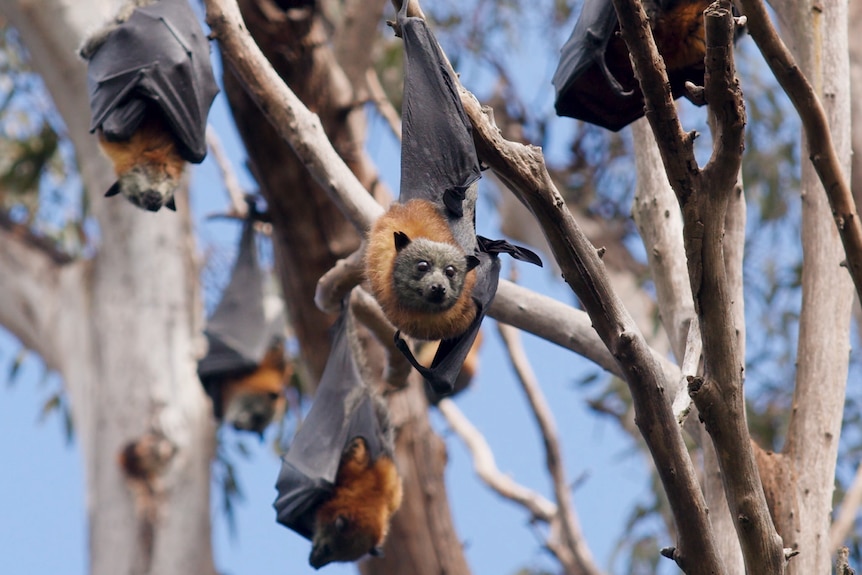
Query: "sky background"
0 1 845 574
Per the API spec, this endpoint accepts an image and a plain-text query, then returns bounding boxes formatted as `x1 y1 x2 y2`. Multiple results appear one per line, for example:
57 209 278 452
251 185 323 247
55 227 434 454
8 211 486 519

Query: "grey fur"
392 237 470 312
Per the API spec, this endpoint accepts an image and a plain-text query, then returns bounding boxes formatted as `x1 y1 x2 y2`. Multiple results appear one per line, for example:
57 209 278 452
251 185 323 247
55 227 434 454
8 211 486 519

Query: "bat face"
392 234 475 313
309 515 379 569
223 389 285 436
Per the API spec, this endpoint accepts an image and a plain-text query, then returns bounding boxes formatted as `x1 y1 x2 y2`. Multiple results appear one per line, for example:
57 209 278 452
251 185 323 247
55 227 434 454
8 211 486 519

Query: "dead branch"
205 126 247 215
734 0 862 302
611 0 783 570
458 82 724 575
497 322 603 575
204 0 384 232
830 461 862 552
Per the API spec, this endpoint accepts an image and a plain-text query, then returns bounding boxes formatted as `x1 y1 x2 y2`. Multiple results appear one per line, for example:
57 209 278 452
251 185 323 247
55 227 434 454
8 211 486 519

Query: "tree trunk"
0 1 216 574
771 0 853 572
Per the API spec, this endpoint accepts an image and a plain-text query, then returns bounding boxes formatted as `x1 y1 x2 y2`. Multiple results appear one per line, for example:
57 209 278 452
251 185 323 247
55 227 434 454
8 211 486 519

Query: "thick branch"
459 87 723 572
734 0 862 301
204 0 384 232
612 0 784 571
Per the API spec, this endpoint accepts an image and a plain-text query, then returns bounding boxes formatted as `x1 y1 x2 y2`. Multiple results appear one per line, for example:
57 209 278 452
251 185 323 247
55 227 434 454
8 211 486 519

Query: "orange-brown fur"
221 346 289 431
365 199 477 340
312 438 403 565
653 0 709 72
97 112 185 181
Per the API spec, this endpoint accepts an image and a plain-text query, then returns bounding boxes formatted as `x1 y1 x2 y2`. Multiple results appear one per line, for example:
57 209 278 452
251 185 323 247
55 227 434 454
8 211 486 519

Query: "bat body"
365 3 541 397
274 299 402 568
198 200 287 436
310 436 403 568
553 0 715 131
81 0 218 211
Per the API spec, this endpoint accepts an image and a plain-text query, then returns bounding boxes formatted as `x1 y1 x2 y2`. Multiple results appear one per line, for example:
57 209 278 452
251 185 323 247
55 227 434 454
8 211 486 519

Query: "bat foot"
683 81 706 107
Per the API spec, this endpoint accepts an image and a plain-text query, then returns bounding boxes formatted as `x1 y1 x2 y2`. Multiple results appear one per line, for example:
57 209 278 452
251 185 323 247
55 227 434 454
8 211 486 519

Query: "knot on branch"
118 431 177 482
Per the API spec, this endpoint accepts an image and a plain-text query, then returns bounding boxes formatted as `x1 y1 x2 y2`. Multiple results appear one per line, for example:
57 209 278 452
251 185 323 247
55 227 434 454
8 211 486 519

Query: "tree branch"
733 0 862 303
611 0 784 570
830 461 862 552
204 0 384 232
436 397 587 571
0 214 82 369
497 323 603 575
205 126 248 215
458 86 724 575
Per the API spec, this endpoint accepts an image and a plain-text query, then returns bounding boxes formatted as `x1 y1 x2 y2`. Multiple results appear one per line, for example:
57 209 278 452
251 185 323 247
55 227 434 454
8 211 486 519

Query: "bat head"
105 165 179 212
222 389 285 437
391 232 480 314
309 514 380 569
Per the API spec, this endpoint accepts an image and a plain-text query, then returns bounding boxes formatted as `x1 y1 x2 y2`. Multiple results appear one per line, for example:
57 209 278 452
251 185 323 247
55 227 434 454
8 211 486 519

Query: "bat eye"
267 391 280 401
416 261 430 273
335 515 349 533
444 265 456 278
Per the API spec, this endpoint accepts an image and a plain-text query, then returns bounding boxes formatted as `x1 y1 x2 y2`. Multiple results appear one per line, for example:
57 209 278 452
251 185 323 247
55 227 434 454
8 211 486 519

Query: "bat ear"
394 231 412 251
465 255 481 272
369 545 385 558
165 197 177 211
104 182 121 197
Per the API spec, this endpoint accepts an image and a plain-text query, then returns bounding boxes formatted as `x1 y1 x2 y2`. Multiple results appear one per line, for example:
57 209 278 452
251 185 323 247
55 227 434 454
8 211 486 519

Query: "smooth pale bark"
776 0 853 572
0 1 216 574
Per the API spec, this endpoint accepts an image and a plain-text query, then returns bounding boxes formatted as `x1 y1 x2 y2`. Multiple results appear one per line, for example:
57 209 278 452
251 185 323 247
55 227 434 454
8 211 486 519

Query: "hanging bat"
80 0 219 211
364 1 542 397
553 0 720 131
274 296 402 569
198 201 288 436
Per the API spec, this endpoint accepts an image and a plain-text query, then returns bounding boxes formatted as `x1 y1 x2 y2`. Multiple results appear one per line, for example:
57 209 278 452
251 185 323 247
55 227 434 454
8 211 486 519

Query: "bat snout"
426 283 448 304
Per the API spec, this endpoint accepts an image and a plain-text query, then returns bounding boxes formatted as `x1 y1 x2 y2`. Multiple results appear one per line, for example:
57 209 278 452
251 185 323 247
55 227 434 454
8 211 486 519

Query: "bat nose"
428 284 446 302
140 191 165 211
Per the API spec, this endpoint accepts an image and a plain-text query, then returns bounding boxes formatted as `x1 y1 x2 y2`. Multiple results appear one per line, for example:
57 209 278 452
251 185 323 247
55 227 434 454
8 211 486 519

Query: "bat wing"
84 0 218 163
552 0 652 131
397 2 481 241
274 297 392 539
198 204 274 383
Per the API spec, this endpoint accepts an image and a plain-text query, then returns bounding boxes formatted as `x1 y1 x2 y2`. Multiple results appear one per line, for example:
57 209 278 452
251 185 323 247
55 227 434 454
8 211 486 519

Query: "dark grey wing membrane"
274 297 393 539
551 0 648 131
393 3 541 396
84 0 218 162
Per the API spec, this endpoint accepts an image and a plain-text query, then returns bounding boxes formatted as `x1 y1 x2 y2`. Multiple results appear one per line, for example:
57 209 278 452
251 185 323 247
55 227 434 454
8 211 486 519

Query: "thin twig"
436 398 556 520
366 67 403 141
735 0 862 302
497 322 603 575
830 461 862 552
206 125 247 216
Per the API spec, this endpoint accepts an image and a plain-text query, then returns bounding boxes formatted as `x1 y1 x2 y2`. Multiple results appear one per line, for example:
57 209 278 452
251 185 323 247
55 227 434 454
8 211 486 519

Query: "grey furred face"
113 166 177 212
392 237 469 312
